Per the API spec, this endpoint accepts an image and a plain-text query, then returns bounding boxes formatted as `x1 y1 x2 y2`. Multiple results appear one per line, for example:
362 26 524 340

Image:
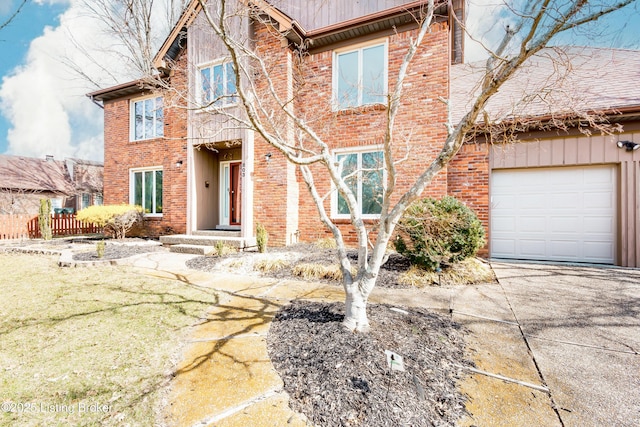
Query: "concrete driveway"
491 262 640 427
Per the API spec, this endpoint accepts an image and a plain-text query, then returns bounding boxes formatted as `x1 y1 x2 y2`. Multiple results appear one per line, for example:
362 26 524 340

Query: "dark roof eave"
277 0 448 50
86 80 153 103
470 105 640 135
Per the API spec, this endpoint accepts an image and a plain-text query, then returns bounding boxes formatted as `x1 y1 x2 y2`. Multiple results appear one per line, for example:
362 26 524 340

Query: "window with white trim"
333 149 384 218
131 96 164 141
199 61 238 107
131 168 163 215
334 40 387 110
81 193 91 210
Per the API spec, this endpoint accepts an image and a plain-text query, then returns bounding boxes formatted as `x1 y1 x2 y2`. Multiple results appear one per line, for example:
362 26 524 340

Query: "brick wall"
251 25 299 246
102 46 189 237
288 23 452 246
447 142 490 256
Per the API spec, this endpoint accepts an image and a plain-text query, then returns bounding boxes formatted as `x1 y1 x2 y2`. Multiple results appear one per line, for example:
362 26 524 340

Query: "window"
131 96 164 141
333 149 384 218
94 194 103 206
334 41 387 109
81 193 91 210
131 168 163 215
199 61 237 107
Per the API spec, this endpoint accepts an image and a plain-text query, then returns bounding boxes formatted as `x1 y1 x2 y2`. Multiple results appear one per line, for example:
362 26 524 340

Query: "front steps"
160 230 257 255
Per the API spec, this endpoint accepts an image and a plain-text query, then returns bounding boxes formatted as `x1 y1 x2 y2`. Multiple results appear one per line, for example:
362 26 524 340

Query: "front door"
219 161 242 227
229 162 241 225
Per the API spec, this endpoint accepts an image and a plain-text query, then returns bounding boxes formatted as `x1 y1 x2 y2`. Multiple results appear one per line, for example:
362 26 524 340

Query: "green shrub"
256 222 268 253
38 199 52 240
96 240 106 258
394 196 485 271
77 204 143 239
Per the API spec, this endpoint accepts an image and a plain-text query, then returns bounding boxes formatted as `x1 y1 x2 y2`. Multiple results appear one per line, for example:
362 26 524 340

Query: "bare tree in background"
63 0 189 86
187 0 635 332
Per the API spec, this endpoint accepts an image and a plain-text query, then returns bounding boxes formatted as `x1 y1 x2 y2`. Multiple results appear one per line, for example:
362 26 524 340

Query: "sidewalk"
127 252 559 426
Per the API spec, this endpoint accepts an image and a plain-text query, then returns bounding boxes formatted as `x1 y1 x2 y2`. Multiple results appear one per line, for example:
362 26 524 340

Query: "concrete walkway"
491 262 640 427
125 252 576 426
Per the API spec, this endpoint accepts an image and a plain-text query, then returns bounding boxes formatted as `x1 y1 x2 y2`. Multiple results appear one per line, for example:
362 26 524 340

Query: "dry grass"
398 258 496 288
292 263 344 281
313 238 337 249
254 258 290 272
215 241 238 256
0 253 219 427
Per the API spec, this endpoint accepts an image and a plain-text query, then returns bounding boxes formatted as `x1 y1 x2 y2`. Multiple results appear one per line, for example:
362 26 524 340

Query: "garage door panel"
584 191 614 209
519 239 547 257
584 216 615 233
519 193 546 209
491 166 616 264
491 239 516 257
491 194 517 209
584 167 614 184
550 216 580 233
551 193 579 209
583 242 614 260
520 216 546 233
492 216 516 232
550 240 580 259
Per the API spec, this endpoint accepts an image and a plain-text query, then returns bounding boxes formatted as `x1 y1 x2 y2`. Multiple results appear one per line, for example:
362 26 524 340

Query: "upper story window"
333 148 384 219
131 96 164 141
199 61 238 107
333 40 387 110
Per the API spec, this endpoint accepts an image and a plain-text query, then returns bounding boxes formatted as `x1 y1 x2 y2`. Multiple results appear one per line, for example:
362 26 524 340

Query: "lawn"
0 253 218 426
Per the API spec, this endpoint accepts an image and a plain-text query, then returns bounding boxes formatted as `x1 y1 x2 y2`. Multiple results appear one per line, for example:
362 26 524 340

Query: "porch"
160 229 257 255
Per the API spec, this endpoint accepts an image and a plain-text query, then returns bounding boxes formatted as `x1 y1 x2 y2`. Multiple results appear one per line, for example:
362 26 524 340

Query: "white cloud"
0 0 179 162
0 1 113 161
1 0 187 162
463 0 517 63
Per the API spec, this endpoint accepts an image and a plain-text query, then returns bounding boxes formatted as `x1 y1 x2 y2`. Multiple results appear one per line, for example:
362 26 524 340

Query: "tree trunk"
343 276 376 332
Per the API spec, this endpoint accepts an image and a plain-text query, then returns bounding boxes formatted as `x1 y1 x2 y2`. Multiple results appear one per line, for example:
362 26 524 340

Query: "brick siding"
102 16 492 249
447 142 490 256
102 46 189 237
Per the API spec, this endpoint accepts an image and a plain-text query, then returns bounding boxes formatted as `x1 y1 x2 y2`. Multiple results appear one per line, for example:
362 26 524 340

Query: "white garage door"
491 166 616 264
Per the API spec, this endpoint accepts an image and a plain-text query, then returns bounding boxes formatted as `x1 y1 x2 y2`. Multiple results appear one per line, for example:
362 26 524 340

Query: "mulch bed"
72 243 164 261
267 300 472 427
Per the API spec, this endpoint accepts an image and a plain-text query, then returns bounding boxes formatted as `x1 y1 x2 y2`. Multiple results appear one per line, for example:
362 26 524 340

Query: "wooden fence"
0 213 101 240
0 213 31 240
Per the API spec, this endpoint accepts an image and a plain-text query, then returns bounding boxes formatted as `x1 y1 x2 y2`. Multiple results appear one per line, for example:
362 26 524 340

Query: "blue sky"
0 1 639 161
0 1 68 157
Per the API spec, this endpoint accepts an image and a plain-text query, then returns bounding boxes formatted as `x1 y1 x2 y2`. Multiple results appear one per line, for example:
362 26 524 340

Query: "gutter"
88 95 104 110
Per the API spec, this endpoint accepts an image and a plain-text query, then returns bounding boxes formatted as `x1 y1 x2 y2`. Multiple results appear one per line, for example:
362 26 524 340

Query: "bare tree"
62 0 188 87
186 0 635 332
189 0 633 331
0 0 28 33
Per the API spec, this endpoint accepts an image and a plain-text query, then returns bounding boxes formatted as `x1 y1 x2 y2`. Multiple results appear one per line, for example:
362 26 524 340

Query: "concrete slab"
126 251 570 426
492 262 640 427
190 295 282 341
215 393 310 427
168 337 283 427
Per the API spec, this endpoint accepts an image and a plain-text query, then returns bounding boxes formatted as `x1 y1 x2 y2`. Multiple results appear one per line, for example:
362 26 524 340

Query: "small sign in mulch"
267 300 472 426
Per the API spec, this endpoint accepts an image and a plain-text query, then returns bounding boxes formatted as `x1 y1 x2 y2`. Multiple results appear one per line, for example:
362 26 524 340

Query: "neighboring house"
88 0 640 268
449 46 640 267
65 158 105 211
0 154 104 215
